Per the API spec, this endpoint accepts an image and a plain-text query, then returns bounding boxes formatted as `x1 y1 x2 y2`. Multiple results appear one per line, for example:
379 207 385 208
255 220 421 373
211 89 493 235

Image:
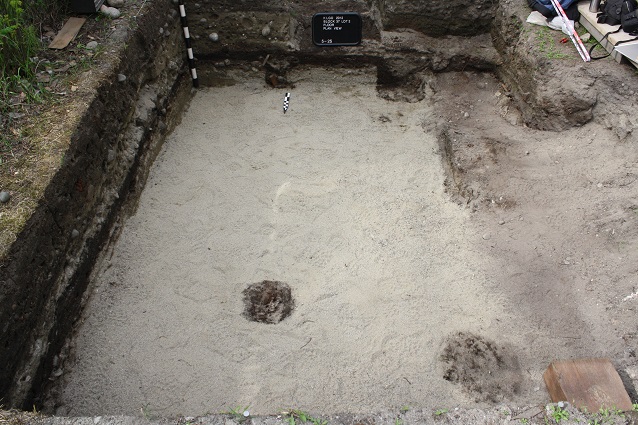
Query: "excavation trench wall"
1 0 638 412
492 0 638 137
0 0 189 408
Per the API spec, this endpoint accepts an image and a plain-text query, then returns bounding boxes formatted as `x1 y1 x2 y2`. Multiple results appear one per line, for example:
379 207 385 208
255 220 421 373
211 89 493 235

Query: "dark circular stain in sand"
243 280 294 324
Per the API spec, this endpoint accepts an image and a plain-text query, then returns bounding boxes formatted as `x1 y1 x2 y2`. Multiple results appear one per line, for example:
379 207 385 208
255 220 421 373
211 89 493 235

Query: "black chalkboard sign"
312 13 362 46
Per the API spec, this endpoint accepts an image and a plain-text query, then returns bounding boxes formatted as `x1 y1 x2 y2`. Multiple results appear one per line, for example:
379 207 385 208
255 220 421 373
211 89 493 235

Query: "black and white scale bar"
283 93 291 114
178 0 199 88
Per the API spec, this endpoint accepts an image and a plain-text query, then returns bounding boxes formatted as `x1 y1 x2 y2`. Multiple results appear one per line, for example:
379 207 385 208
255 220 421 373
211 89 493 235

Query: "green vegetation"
140 404 154 420
222 406 251 423
1 0 42 111
1 0 70 110
282 409 328 425
598 406 623 418
0 0 76 259
535 26 571 60
434 408 448 416
585 406 625 424
548 404 570 423
392 405 410 425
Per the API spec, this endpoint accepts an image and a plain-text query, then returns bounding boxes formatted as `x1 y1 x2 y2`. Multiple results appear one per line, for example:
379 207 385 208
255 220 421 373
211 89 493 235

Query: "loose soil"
47 66 638 417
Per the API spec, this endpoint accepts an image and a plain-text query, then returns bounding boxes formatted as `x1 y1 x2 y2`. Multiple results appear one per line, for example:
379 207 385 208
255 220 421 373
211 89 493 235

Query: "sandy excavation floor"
52 67 638 417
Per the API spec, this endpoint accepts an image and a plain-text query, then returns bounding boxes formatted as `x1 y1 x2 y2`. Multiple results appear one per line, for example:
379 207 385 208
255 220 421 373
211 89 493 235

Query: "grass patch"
282 409 328 425
0 102 77 257
535 26 571 59
0 0 52 112
434 408 448 416
221 406 251 423
548 404 569 422
0 0 115 258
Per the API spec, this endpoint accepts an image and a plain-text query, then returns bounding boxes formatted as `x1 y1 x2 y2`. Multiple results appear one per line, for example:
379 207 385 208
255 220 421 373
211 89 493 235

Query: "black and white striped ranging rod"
178 0 199 87
548 0 590 62
283 92 291 114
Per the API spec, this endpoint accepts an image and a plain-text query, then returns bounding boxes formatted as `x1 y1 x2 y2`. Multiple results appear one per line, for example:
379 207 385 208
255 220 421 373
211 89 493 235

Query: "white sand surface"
58 67 506 416
56 67 638 418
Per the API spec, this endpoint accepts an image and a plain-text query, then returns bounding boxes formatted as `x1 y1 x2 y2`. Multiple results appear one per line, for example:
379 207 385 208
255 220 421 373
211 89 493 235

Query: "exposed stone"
0 191 10 203
100 5 121 19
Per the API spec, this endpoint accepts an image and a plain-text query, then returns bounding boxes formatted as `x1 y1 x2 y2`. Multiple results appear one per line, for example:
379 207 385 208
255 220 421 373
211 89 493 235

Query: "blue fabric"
535 0 578 7
528 0 581 19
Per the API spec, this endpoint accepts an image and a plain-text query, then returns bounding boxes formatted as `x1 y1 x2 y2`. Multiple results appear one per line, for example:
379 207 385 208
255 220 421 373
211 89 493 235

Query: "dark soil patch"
243 280 294 324
441 332 522 403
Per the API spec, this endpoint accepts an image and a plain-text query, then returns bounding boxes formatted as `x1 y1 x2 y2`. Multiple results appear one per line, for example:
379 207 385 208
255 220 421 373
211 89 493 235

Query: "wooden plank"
48 17 86 50
543 358 633 412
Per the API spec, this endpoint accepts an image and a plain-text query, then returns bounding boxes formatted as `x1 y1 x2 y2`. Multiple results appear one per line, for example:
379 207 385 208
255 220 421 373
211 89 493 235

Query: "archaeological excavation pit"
1 0 638 422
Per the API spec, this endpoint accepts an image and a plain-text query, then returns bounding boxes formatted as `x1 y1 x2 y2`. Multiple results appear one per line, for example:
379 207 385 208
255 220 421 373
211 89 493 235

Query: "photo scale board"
312 13 362 46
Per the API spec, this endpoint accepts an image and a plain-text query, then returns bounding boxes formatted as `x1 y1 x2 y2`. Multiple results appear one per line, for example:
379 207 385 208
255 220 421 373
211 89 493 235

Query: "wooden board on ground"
49 17 86 50
544 358 633 412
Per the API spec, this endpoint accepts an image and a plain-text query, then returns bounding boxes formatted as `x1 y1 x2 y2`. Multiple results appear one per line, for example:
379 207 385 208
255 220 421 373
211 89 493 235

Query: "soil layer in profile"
52 67 636 418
